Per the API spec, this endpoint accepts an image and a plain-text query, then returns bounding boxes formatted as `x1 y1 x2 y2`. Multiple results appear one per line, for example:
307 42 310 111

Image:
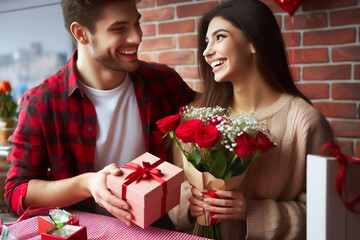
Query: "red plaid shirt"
5 50 195 216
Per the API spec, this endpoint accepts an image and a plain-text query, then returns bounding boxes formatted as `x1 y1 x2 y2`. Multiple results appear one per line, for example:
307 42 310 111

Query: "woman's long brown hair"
195 0 310 107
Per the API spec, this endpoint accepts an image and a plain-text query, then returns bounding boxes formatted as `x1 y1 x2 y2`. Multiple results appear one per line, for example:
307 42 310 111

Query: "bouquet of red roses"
156 106 276 239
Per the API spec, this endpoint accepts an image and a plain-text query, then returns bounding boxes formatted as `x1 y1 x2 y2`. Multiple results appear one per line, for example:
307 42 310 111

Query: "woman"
168 0 333 239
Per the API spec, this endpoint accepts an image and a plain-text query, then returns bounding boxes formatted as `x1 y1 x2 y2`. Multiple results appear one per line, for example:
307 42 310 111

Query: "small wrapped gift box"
307 154 360 240
107 152 184 229
38 216 79 234
38 216 87 240
40 225 87 240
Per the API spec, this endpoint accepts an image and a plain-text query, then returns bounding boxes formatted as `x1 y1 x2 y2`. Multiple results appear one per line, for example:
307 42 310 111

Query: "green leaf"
189 149 202 166
56 223 64 229
222 170 232 181
211 150 227 179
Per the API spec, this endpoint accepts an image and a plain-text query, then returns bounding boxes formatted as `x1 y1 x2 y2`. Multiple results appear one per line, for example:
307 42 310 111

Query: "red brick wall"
137 0 360 156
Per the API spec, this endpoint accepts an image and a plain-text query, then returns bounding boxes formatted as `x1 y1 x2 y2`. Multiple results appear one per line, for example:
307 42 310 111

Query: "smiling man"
5 0 194 228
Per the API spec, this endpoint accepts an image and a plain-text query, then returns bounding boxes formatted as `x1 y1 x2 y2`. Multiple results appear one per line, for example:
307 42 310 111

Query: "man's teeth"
120 49 137 55
211 60 226 68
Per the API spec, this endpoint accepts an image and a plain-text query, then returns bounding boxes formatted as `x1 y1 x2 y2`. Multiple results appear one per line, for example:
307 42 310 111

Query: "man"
5 0 194 228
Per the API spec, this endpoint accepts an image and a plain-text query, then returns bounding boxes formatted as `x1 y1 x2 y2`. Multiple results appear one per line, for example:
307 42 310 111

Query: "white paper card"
307 154 360 240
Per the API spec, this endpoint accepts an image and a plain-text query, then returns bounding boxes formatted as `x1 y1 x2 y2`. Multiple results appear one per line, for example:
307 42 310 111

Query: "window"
0 0 74 100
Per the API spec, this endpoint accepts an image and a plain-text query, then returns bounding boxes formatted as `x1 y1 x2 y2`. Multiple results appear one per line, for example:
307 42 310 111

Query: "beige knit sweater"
169 94 334 240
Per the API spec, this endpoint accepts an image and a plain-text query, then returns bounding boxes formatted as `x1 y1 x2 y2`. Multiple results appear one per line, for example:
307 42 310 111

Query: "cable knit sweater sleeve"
245 100 333 240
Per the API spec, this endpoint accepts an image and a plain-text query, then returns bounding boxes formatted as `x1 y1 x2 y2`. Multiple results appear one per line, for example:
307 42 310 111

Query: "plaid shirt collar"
64 50 150 101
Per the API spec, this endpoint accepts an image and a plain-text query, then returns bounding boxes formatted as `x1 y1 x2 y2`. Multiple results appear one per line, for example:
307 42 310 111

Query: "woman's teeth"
211 60 226 68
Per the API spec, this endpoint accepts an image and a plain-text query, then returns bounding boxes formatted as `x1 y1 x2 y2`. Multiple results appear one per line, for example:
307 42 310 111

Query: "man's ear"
70 22 89 45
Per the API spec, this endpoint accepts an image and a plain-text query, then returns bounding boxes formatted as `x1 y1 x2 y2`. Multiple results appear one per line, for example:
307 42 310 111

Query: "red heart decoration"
273 0 305 16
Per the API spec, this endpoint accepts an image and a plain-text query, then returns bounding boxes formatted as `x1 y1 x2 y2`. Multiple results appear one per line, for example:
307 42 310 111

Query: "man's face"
88 0 142 73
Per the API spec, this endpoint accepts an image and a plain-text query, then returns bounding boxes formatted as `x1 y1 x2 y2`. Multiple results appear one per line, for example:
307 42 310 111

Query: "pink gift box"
107 152 184 229
38 216 87 240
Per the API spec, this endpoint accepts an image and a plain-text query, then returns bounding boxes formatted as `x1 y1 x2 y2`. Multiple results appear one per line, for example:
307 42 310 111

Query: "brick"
194 80 203 93
140 37 175 51
158 0 191 6
177 66 200 79
296 83 329 99
335 139 354 156
303 0 357 11
284 13 327 30
138 53 156 63
303 65 351 80
287 48 328 64
355 65 360 79
158 51 194 65
137 0 154 8
185 80 194 90
332 46 360 62
332 83 360 100
330 120 360 138
178 34 197 49
330 8 360 26
260 0 284 13
282 32 301 47
313 102 356 118
290 67 300 82
304 28 356 46
275 15 282 28
356 141 360 157
141 24 156 36
159 19 194 34
140 7 174 21
177 1 218 18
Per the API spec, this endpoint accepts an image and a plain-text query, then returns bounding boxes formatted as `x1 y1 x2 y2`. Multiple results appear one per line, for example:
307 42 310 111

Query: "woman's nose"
203 42 215 58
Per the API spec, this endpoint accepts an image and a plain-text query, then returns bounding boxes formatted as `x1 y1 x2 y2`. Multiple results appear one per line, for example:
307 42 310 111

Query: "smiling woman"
169 1 333 239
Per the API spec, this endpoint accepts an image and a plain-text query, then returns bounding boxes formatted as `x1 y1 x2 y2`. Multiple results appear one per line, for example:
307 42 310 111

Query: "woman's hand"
188 186 205 217
203 190 247 221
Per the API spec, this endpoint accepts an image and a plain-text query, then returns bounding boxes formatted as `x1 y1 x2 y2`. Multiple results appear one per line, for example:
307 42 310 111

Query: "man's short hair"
61 0 140 42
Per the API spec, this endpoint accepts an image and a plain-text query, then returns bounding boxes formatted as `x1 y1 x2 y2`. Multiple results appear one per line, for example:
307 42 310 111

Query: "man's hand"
88 163 134 226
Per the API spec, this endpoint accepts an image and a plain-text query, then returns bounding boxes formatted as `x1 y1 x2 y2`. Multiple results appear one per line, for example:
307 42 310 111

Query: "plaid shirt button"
89 127 93 132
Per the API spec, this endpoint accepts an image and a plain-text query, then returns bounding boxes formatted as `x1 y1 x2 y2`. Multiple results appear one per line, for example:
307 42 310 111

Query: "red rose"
256 131 275 153
156 114 181 133
175 119 204 143
234 132 257 158
207 116 228 127
193 125 221 148
0 80 11 94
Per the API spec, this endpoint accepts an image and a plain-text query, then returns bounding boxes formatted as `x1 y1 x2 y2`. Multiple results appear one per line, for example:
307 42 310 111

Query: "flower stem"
227 154 238 172
170 131 189 158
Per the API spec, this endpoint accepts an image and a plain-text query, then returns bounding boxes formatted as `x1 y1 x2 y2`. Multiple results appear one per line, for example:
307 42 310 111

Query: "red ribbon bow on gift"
321 143 360 214
123 161 163 183
202 190 219 225
121 159 167 216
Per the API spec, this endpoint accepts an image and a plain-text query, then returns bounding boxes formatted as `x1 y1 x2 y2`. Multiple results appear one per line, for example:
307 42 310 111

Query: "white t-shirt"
78 74 146 171
78 74 146 215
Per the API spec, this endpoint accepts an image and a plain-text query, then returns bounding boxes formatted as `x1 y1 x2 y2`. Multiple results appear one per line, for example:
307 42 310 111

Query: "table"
1 211 209 239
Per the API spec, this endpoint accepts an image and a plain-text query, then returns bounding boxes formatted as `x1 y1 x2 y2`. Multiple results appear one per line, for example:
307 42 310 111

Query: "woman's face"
203 16 254 83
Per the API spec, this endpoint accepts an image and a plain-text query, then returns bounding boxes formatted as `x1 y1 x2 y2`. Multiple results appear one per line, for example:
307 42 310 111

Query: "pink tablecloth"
4 211 208 239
